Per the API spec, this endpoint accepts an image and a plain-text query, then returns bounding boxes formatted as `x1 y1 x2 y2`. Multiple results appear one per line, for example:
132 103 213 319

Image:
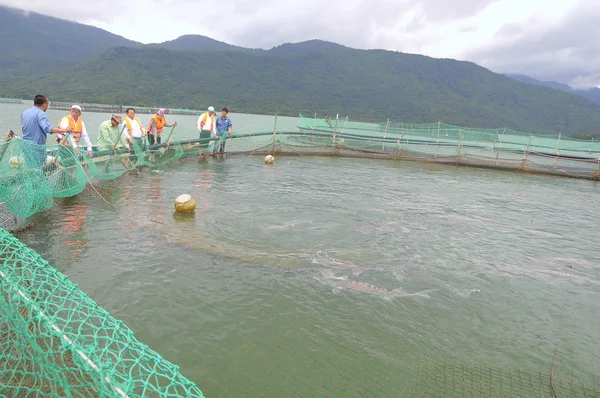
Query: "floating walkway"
0 98 24 104
48 101 202 115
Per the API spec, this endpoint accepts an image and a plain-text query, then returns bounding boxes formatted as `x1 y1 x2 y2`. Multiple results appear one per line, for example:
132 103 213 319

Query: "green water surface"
14 154 600 397
2 102 600 397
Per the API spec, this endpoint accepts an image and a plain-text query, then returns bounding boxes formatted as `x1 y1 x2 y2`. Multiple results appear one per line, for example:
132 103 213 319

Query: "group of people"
18 95 233 166
195 106 233 158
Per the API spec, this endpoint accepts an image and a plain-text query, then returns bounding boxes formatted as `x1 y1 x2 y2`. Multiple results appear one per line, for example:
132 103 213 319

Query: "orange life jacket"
123 116 144 141
148 115 167 136
198 112 214 132
56 115 83 145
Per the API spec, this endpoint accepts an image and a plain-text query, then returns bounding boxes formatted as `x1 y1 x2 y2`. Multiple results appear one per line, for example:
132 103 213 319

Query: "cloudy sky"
4 0 599 88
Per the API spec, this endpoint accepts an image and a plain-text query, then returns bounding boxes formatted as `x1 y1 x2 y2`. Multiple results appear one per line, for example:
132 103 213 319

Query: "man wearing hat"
196 106 216 158
56 105 93 157
97 114 129 151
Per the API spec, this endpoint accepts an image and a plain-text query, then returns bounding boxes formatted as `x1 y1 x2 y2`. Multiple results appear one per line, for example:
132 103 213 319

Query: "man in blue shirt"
213 107 232 156
21 95 71 167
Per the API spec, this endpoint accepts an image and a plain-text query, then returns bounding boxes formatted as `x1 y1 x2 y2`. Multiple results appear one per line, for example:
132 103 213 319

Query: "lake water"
2 102 600 396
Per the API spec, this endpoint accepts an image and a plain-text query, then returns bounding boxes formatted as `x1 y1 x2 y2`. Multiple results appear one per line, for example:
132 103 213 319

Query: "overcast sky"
4 0 599 88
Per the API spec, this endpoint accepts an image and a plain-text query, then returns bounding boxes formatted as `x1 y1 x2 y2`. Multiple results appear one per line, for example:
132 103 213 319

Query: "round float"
174 194 196 213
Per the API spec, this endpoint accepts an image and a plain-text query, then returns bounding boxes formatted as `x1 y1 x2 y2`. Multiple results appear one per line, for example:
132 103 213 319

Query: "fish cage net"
0 227 205 397
0 202 31 234
198 304 599 398
1 115 600 396
1 224 598 397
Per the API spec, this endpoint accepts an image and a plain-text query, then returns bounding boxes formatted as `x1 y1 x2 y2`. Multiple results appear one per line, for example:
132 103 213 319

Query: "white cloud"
464 0 600 88
2 0 597 86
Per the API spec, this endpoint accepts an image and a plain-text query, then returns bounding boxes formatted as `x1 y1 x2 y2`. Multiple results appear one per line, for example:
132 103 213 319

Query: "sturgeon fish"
318 272 436 297
311 251 372 276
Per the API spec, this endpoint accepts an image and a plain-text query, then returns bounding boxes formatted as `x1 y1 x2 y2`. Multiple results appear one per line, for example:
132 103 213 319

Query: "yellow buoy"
174 194 196 213
264 155 275 164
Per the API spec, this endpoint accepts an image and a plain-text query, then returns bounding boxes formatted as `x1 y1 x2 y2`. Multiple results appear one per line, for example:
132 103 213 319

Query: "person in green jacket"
97 114 128 151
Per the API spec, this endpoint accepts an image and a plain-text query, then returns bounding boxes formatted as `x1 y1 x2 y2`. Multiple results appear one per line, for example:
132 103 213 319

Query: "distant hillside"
4 42 600 135
507 74 600 106
0 6 140 80
149 34 250 52
269 39 349 54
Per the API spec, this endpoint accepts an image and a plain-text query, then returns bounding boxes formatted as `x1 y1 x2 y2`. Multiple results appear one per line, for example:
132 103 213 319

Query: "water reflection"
59 202 89 263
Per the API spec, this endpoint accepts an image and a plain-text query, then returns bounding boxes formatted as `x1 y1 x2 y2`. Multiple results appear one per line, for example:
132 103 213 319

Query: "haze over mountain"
1 5 599 137
505 74 600 106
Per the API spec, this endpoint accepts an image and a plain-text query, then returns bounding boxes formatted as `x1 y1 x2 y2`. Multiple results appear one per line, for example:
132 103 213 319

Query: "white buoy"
174 194 196 213
264 155 275 164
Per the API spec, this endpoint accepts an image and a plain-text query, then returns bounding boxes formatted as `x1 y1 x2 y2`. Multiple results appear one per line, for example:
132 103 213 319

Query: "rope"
58 140 116 210
550 341 559 398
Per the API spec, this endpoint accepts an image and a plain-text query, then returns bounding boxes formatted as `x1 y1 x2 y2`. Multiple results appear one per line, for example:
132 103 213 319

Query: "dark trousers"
148 134 161 146
199 131 211 149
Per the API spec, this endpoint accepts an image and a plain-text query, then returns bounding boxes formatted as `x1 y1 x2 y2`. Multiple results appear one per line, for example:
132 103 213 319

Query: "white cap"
208 106 215 112
71 105 82 112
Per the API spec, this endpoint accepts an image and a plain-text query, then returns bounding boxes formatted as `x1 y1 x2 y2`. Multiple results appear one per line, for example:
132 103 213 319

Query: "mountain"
2 6 600 136
4 42 600 135
0 6 140 80
149 34 250 52
269 39 349 54
506 74 600 106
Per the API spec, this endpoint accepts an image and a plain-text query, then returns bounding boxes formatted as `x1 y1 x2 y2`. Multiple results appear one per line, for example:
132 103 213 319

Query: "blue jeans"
213 134 226 154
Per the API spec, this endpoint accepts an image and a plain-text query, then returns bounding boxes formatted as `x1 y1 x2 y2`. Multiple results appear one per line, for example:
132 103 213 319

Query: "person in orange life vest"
147 108 177 146
56 105 93 157
196 106 216 157
121 107 146 153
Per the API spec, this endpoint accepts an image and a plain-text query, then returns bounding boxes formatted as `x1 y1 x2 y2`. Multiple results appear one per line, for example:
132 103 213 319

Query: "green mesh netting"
1 113 600 396
3 114 597 221
0 226 205 397
0 202 31 233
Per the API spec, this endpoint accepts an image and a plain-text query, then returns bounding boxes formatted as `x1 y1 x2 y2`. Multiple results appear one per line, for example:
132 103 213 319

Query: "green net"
1 113 600 396
2 113 597 221
0 226 205 397
0 202 31 233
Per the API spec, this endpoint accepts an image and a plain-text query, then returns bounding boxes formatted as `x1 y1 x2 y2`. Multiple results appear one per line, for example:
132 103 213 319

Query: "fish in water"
267 219 314 230
311 251 371 276
318 272 436 297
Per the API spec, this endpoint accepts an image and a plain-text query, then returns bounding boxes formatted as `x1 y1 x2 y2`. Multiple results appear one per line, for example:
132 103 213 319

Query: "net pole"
553 133 561 169
333 114 339 144
456 129 463 165
271 115 278 154
521 134 533 171
437 121 440 143
382 119 389 151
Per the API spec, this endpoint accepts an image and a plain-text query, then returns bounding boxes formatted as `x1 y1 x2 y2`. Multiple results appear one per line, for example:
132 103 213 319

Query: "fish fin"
413 288 437 297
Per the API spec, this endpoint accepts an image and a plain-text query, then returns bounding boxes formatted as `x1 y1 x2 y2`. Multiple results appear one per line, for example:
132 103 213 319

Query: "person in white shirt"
121 107 146 154
56 105 93 157
196 106 216 158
